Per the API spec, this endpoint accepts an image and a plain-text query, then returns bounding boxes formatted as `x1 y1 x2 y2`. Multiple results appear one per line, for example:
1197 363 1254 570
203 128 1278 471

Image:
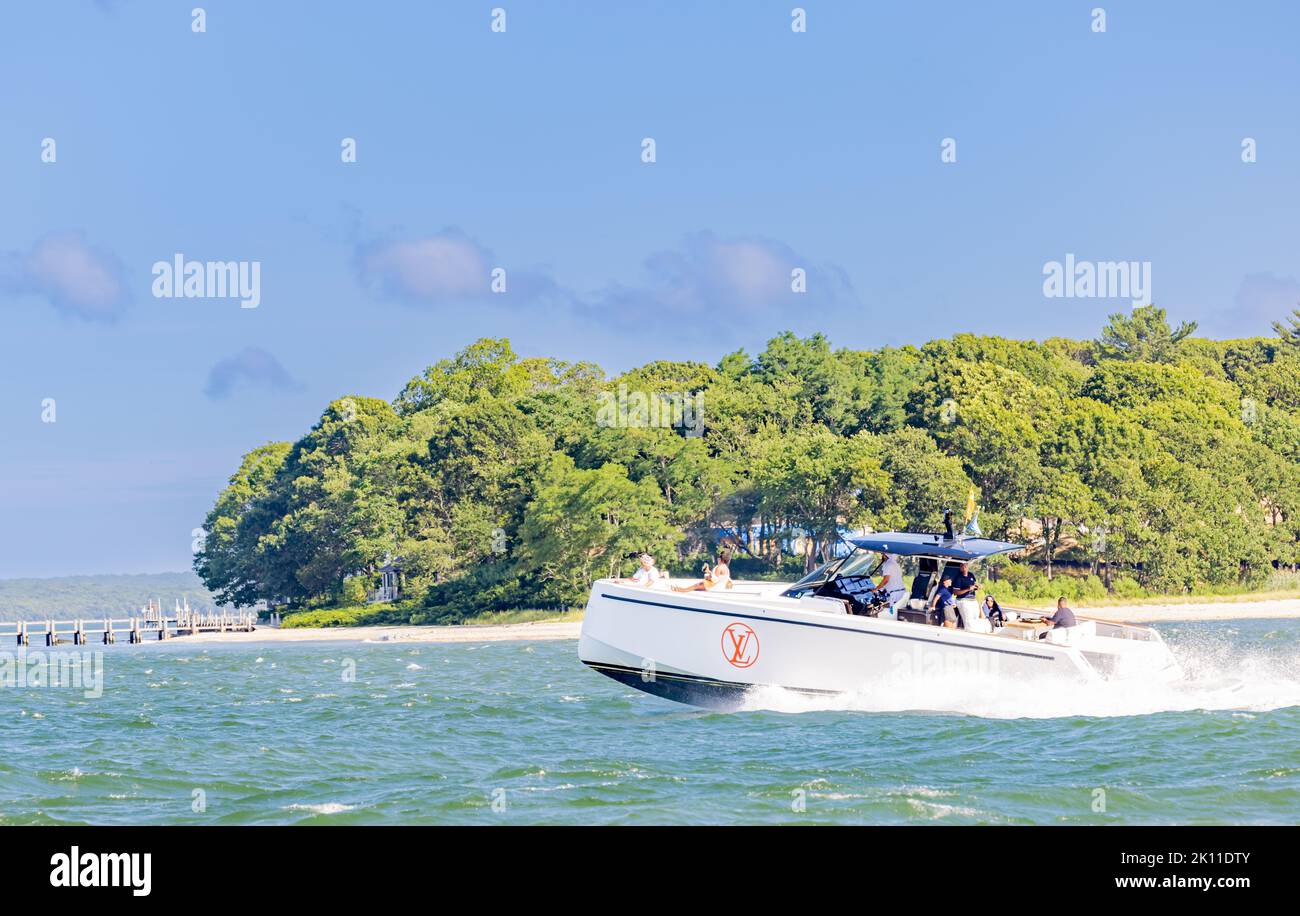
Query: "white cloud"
357 232 490 302
585 231 858 322
351 226 856 326
204 348 301 400
355 227 568 308
1 231 130 321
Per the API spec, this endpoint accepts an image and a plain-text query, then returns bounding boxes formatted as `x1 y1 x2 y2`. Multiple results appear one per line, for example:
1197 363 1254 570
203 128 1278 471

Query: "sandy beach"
156 597 1300 647
1075 598 1300 624
178 618 584 646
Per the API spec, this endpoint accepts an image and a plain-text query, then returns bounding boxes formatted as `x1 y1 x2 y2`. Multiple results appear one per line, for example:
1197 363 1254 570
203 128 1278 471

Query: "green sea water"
2 619 1298 825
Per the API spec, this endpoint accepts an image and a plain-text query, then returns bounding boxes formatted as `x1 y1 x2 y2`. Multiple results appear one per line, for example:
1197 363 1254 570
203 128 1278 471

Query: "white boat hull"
578 580 1182 710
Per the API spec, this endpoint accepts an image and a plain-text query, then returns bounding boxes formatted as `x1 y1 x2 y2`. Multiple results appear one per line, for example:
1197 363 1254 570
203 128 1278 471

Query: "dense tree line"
195 307 1300 621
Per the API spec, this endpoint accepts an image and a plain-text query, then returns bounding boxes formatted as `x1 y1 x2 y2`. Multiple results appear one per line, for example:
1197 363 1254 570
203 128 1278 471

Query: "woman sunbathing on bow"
672 553 733 592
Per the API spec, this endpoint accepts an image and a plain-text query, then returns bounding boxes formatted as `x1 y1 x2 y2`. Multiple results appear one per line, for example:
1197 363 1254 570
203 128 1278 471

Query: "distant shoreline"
1074 597 1300 624
175 619 584 646
143 597 1300 647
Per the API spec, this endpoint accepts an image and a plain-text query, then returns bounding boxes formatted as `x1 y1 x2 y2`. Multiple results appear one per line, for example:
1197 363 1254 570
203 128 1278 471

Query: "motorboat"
578 526 1183 710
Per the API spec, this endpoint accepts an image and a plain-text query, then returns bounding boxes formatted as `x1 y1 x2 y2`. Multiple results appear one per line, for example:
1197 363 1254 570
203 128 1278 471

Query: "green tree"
196 329 1300 620
755 429 890 571
395 338 531 414
867 427 975 531
751 332 864 433
1272 304 1300 348
1030 468 1098 580
193 442 291 606
253 397 406 601
1095 305 1197 363
907 358 1050 534
517 455 681 605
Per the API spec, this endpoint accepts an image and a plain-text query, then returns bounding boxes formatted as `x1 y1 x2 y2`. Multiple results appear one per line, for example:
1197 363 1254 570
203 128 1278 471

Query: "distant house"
368 559 403 603
249 598 288 619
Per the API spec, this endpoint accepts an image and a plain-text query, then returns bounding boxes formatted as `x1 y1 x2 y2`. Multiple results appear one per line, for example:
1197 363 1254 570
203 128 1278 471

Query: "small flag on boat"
964 487 982 537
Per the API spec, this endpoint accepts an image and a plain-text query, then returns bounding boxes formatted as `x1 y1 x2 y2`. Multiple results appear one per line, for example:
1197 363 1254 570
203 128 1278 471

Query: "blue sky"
2 0 1298 577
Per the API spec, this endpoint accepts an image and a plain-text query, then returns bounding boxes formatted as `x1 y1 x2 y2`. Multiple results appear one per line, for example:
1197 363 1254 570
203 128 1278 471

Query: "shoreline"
1074 597 1300 624
141 596 1300 647
175 619 584 646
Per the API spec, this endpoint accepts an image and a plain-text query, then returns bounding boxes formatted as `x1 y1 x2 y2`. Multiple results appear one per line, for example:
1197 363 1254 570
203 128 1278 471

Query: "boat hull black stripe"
584 660 840 696
581 661 832 711
598 592 1055 662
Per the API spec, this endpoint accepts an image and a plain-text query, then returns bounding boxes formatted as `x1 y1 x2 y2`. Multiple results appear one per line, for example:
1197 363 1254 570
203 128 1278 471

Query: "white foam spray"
741 631 1300 719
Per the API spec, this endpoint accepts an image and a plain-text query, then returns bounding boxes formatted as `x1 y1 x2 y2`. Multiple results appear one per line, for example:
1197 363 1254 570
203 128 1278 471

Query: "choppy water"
2 619 1298 824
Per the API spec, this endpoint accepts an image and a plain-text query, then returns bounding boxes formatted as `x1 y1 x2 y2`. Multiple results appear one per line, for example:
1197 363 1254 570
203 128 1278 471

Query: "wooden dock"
0 609 257 647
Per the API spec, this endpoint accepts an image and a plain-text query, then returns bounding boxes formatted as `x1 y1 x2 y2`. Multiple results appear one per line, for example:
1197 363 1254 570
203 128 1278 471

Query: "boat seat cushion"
1045 619 1096 644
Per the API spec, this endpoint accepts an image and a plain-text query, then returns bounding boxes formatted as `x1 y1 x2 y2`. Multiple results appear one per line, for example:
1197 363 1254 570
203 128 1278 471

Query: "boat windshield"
781 547 881 597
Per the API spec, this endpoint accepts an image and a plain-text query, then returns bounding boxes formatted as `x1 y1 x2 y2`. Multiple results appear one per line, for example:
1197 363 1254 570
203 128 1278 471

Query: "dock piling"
6 610 252 649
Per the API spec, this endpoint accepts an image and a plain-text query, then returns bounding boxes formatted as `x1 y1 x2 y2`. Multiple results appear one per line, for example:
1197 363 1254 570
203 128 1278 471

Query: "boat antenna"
943 508 954 541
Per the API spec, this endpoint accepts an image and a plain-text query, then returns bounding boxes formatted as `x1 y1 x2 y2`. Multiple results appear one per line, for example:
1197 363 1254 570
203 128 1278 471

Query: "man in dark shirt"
930 576 958 627
1050 597 1078 629
950 561 978 600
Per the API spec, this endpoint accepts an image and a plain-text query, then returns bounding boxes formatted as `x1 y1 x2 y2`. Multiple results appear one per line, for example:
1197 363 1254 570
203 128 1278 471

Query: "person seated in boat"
982 594 1005 627
929 575 959 628
1048 596 1078 629
950 561 978 600
615 553 662 588
672 551 732 592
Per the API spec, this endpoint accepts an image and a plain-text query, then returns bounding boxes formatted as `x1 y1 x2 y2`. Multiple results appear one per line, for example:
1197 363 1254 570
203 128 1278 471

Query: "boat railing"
601 578 787 598
1000 604 1155 641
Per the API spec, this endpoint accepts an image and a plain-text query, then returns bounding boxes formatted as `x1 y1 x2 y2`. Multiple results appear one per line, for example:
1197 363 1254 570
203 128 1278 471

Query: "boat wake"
740 633 1300 719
